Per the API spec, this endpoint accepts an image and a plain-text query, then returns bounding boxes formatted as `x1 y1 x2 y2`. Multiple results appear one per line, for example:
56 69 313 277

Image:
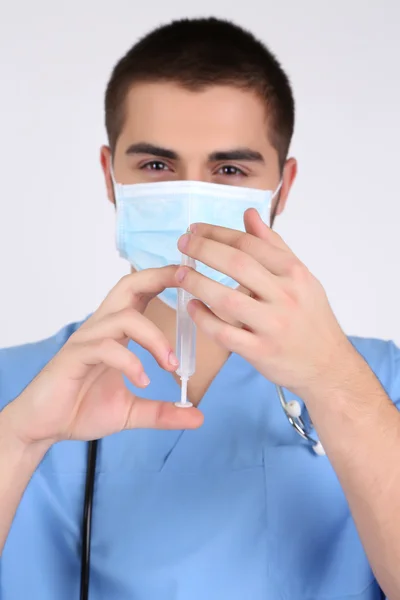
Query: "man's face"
101 82 296 216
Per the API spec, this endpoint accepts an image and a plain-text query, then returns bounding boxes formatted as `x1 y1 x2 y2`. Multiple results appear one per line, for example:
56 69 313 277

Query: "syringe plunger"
174 255 196 408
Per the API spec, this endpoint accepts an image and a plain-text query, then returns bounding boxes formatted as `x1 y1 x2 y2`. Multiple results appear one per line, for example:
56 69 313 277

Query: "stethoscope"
267 197 325 457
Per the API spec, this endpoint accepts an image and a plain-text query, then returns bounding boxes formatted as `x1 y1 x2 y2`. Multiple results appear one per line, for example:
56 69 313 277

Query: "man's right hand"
2 266 203 449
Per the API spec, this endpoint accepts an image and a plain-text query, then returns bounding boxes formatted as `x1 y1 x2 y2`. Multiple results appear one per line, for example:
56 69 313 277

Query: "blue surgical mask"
113 178 281 309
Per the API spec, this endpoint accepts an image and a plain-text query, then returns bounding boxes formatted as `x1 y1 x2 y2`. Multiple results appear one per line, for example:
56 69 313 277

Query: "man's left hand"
176 208 357 398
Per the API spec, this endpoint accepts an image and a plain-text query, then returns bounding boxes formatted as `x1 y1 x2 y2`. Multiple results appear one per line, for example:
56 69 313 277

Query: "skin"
1 81 400 597
100 82 297 405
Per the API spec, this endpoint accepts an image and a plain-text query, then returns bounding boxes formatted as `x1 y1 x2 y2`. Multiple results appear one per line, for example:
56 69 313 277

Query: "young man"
1 17 400 600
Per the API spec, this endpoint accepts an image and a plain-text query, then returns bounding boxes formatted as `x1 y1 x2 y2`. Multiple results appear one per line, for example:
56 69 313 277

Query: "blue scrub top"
1 321 399 600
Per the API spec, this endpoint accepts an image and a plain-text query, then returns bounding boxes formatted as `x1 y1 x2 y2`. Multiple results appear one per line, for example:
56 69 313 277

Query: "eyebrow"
125 142 265 164
208 148 265 163
125 142 178 160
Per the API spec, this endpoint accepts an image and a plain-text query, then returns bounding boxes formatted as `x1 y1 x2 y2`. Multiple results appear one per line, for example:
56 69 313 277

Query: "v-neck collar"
129 339 243 411
99 342 255 472
97 339 309 472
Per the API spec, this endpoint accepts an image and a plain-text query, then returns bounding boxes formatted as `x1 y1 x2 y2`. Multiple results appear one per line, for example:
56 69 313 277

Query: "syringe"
174 253 196 408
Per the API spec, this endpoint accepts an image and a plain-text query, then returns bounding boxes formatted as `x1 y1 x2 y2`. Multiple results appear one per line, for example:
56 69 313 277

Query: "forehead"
117 82 273 155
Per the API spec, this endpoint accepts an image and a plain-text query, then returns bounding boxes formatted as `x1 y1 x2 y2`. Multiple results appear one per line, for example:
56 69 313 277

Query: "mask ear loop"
110 151 119 175
109 159 119 206
272 180 283 199
109 159 118 184
269 180 283 228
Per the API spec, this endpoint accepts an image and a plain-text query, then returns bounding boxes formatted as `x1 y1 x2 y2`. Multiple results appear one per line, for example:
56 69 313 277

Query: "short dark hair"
105 17 295 168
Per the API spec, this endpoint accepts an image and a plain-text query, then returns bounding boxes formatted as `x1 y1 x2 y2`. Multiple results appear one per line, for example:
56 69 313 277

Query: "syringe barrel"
176 257 196 379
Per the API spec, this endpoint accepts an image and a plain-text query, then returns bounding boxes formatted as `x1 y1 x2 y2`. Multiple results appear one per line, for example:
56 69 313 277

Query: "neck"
144 296 178 352
144 296 231 406
144 296 228 364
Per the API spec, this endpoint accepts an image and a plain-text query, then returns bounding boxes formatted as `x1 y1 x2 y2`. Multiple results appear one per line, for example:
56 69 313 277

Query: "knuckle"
256 336 279 361
97 337 115 355
287 259 309 283
118 306 138 324
140 267 162 285
280 285 299 310
228 251 250 276
220 291 242 314
180 266 194 286
272 230 284 245
122 400 135 431
120 305 135 318
273 312 291 334
235 234 252 254
108 274 133 300
118 272 147 301
118 273 134 288
215 323 235 347
250 335 269 359
127 352 141 371
154 400 165 428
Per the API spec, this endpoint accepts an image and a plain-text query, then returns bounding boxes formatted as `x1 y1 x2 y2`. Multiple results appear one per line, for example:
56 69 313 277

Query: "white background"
0 0 399 348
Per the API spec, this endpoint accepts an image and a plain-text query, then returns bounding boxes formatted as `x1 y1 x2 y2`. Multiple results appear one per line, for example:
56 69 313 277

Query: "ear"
100 146 115 205
272 157 298 216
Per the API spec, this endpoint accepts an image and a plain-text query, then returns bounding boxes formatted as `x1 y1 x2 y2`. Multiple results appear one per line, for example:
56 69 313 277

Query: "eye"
217 165 246 177
141 161 170 172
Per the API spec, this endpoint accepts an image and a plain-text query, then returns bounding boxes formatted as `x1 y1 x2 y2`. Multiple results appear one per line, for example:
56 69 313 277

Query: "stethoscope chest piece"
276 386 326 456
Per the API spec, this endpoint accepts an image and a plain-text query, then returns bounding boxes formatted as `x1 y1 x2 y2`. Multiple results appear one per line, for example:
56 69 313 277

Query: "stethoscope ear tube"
80 440 98 600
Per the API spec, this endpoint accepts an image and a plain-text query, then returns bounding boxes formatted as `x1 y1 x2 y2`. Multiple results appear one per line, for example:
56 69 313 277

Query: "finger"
125 398 204 430
185 225 292 277
178 232 281 299
187 299 260 359
72 308 178 372
58 338 150 386
192 213 290 252
176 268 269 331
243 208 292 251
88 265 179 324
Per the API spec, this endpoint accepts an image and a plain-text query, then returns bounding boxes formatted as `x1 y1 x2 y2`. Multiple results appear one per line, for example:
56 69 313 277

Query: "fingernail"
140 372 150 386
176 267 188 282
189 223 197 233
169 351 179 367
178 234 190 250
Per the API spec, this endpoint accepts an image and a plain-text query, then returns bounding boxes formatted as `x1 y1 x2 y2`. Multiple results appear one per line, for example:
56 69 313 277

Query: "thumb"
125 397 204 430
